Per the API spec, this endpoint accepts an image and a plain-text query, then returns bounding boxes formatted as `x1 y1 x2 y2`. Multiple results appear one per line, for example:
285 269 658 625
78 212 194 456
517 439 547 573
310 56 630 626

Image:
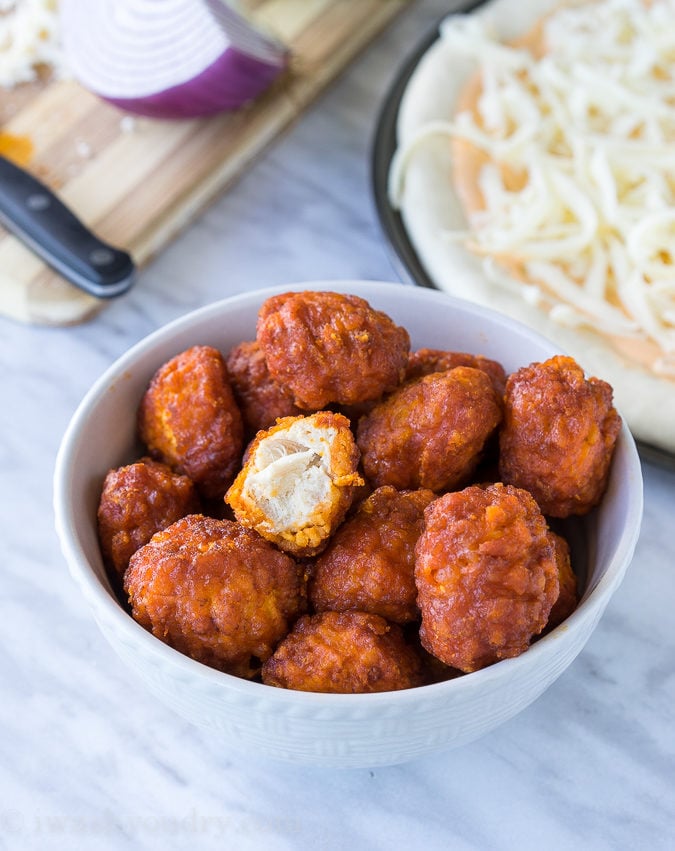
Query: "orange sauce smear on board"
0 132 33 166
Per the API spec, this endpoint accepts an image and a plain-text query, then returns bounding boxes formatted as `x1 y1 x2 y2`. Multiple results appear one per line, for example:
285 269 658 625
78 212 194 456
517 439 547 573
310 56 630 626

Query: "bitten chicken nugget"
97 457 199 578
406 348 507 397
309 486 435 623
546 531 579 630
357 367 502 491
498 355 621 517
256 291 410 409
261 611 424 693
124 515 306 678
415 483 560 673
226 411 363 557
226 340 301 438
138 345 244 500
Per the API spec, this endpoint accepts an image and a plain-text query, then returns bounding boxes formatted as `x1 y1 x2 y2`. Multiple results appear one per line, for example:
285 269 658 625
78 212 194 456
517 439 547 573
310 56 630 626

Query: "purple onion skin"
101 46 287 119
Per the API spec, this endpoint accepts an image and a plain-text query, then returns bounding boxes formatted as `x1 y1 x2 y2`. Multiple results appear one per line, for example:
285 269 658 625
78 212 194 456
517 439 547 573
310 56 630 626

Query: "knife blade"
0 156 135 298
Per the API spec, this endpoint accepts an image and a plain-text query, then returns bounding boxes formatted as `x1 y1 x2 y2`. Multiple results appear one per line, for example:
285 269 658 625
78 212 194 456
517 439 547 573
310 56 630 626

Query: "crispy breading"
405 348 507 397
261 611 424 693
226 411 363 557
124 515 306 679
97 457 199 578
256 291 410 409
499 355 621 516
309 486 435 623
415 483 560 673
138 345 244 499
226 339 301 438
357 367 502 491
546 531 579 630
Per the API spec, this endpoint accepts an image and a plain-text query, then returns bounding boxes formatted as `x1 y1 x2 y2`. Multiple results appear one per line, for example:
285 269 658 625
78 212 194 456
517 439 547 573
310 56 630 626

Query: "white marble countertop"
2 2 674 848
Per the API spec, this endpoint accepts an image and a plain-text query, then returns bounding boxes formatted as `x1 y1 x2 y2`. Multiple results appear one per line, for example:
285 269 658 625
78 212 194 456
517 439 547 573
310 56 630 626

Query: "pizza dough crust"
394 0 675 453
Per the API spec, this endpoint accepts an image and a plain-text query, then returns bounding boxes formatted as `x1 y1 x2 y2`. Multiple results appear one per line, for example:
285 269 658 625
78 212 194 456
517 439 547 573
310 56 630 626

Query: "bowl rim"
53 280 644 706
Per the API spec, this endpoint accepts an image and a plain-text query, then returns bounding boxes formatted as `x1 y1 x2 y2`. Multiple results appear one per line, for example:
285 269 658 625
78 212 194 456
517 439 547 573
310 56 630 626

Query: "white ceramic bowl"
54 281 643 767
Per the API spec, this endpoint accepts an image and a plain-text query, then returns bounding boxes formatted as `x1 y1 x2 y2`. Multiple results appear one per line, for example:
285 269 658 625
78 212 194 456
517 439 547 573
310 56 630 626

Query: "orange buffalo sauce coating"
415 483 560 673
261 611 425 694
124 515 307 679
498 355 621 517
95 292 607 690
309 486 436 624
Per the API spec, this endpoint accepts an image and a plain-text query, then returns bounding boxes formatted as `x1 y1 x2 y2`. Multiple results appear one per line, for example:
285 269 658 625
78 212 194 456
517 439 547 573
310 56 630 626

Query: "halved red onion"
60 0 289 119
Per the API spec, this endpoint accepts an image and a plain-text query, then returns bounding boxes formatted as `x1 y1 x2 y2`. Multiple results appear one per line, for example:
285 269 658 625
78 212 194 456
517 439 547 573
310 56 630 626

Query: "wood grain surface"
0 0 409 325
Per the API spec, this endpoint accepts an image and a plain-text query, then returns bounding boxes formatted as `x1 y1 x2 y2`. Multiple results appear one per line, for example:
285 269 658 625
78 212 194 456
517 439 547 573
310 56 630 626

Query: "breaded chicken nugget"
498 355 621 517
415 483 560 673
412 638 464 685
406 348 507 397
546 531 579 630
138 345 244 500
226 340 301 438
226 412 363 557
309 486 435 623
256 291 410 409
357 367 502 491
97 457 199 578
261 611 424 693
124 515 306 678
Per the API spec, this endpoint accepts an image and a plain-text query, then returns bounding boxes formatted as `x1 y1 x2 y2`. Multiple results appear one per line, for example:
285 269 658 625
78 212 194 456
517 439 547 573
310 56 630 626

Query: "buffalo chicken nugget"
546 531 579 630
97 457 199 578
357 367 502 491
415 484 560 673
138 345 244 500
411 635 464 685
406 348 507 397
226 340 301 438
256 291 410 409
124 515 306 678
261 611 424 693
226 412 363 557
309 486 435 623
498 355 621 517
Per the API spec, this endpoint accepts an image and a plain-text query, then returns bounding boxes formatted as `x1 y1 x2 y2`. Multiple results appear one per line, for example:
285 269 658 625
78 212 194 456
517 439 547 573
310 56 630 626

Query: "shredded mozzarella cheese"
391 0 675 374
0 0 67 88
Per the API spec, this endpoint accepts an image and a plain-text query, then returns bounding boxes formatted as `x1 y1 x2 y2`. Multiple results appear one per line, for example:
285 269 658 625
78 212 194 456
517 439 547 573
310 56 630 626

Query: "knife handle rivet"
89 248 115 266
26 193 51 212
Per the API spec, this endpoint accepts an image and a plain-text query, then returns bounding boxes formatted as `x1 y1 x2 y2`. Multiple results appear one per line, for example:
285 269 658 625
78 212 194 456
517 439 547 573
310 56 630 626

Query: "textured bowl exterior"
54 281 643 767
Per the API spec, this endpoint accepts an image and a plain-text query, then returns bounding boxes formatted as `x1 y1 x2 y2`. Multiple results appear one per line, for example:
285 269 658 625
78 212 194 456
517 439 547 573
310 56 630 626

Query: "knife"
0 156 135 298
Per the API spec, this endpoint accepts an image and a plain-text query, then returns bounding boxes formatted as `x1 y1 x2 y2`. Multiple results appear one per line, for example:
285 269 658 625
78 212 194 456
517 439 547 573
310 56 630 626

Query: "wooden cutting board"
0 0 410 326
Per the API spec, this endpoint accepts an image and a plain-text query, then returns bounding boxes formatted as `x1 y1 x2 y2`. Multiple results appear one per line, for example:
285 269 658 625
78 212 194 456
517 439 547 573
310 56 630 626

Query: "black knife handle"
0 157 135 298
